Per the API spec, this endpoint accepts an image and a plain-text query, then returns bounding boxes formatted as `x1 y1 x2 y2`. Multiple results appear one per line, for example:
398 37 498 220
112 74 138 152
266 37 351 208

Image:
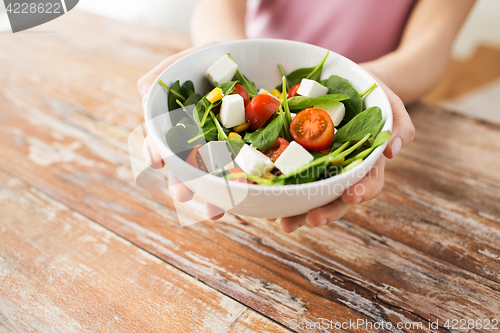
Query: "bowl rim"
144 38 392 191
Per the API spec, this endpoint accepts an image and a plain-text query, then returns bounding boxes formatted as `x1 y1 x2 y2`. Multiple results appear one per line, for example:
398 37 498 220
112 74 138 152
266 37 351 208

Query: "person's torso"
245 0 416 63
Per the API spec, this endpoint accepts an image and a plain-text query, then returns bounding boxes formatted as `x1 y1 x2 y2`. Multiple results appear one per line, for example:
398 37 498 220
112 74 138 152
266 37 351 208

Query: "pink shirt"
245 0 416 63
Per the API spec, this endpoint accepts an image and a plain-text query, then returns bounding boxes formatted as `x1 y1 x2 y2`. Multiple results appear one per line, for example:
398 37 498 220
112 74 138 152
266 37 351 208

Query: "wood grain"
2 10 500 333
0 171 288 333
1 60 500 332
402 103 500 187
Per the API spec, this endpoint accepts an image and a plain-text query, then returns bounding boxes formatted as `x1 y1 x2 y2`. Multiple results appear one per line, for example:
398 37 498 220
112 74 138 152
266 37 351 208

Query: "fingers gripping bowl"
144 39 392 218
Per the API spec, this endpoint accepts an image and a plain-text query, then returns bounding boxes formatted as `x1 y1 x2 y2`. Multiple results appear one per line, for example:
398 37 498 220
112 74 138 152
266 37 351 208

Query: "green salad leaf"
276 52 329 90
165 124 205 160
287 94 349 110
181 80 195 99
228 54 258 98
333 106 384 143
244 115 283 150
320 75 362 123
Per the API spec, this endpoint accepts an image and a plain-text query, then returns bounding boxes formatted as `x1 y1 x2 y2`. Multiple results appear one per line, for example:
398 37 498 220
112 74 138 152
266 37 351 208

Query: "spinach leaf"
322 75 362 123
228 54 258 97
218 81 238 96
227 138 245 157
232 70 258 98
181 80 195 99
372 130 391 148
244 116 283 150
166 124 205 160
276 52 329 90
185 93 202 106
287 94 349 110
167 80 184 112
194 98 217 141
333 107 384 143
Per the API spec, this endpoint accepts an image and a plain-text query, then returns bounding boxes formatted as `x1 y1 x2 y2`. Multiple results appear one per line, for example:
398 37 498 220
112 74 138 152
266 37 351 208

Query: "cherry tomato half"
287 83 301 98
290 108 334 151
227 167 254 184
261 137 289 162
232 84 250 106
186 145 208 172
245 94 281 130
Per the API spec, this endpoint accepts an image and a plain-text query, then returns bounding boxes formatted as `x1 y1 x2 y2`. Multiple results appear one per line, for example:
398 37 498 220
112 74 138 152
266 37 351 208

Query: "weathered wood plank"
345 156 500 284
0 172 288 333
403 103 500 187
0 10 190 133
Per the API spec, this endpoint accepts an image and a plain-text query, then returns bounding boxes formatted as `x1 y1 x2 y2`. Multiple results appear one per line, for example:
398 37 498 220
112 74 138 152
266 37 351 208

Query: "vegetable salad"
161 52 390 185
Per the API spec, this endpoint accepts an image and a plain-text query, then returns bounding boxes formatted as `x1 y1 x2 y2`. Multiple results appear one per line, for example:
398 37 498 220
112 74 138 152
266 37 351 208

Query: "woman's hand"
137 42 217 102
280 82 415 233
139 42 227 220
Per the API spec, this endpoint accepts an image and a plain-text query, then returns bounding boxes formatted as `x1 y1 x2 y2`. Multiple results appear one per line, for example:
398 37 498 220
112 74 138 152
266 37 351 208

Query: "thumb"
380 82 415 159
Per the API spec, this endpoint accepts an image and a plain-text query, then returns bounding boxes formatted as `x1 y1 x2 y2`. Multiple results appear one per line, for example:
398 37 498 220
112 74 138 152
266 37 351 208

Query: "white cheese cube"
274 141 314 175
206 55 238 86
220 94 246 128
314 101 345 126
234 145 274 177
198 141 234 173
297 78 328 98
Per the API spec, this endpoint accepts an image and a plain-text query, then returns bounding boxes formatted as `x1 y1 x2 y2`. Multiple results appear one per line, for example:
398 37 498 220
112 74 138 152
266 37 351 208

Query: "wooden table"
1 11 499 333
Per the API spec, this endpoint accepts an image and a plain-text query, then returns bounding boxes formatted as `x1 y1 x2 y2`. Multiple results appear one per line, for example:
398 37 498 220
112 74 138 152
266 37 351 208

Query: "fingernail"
353 197 362 204
320 219 329 226
391 137 402 157
142 93 148 109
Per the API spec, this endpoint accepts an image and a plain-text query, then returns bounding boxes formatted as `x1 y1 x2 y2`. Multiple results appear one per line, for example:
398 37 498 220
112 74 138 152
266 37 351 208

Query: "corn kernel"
233 123 249 132
331 157 345 166
228 132 242 140
207 87 223 103
270 89 281 98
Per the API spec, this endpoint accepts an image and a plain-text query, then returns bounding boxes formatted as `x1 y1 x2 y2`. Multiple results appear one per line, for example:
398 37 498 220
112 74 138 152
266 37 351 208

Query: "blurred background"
1 0 499 123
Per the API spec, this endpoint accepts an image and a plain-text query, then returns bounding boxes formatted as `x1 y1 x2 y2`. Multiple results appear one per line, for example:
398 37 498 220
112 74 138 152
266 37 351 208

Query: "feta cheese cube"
274 141 314 175
315 101 345 126
235 145 274 177
297 78 328 98
198 141 234 173
206 55 238 86
220 94 246 128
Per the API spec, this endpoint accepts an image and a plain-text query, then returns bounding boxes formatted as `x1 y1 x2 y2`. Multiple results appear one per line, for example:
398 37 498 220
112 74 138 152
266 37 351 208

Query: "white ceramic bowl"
144 39 392 218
